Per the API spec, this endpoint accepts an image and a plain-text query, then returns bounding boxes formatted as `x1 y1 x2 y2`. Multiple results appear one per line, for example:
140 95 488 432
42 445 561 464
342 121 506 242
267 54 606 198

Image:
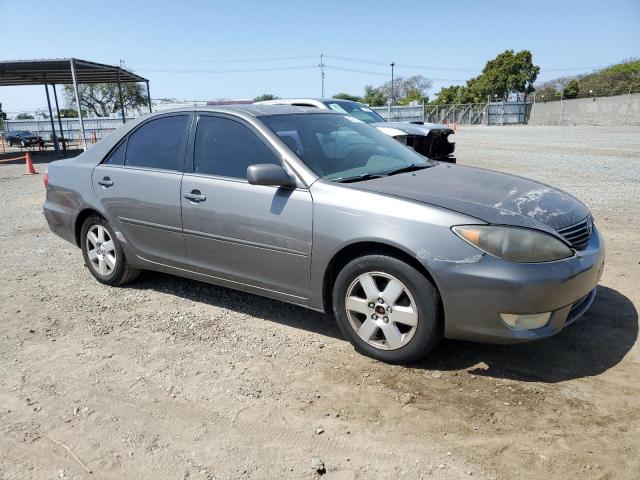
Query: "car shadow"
131 271 341 340
131 273 636 383
410 285 637 383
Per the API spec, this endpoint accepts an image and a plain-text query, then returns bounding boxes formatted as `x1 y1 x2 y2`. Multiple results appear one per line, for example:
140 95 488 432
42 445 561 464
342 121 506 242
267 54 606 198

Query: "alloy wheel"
344 271 419 350
86 225 117 276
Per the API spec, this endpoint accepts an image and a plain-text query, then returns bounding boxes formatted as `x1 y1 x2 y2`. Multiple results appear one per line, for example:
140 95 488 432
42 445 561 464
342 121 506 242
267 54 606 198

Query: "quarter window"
104 140 126 165
194 116 280 178
125 115 189 171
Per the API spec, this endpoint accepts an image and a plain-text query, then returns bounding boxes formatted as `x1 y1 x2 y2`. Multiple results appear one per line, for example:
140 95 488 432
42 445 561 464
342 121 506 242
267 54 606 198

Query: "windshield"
261 113 433 181
322 101 386 124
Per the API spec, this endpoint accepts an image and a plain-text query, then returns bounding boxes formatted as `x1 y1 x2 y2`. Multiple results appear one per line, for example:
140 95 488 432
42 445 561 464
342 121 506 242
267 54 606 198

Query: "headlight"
452 225 572 263
447 133 456 143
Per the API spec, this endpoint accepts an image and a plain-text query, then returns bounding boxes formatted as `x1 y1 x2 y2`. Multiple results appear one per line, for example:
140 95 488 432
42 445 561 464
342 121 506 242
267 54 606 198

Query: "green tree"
333 92 361 102
16 113 35 120
534 59 640 100
63 82 148 117
471 50 539 101
57 108 79 118
433 50 540 104
563 79 580 99
253 93 280 102
361 85 387 106
577 59 640 97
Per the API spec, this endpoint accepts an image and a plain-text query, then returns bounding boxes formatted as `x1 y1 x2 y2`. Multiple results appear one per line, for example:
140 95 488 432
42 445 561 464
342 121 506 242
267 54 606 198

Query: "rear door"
92 113 191 266
180 113 313 300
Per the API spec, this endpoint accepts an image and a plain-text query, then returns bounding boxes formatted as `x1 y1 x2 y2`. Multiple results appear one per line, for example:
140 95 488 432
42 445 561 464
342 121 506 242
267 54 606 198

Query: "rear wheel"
332 254 441 363
80 215 140 286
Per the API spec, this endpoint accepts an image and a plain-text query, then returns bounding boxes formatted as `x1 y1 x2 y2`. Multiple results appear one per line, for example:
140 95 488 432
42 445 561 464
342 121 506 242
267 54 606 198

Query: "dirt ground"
1 126 638 480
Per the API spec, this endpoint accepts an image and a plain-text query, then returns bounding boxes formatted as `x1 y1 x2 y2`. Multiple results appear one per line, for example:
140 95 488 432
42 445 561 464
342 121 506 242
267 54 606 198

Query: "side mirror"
246 164 297 188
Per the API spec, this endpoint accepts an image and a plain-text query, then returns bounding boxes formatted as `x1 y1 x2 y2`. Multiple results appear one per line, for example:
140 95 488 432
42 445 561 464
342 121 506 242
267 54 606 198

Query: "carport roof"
0 58 148 86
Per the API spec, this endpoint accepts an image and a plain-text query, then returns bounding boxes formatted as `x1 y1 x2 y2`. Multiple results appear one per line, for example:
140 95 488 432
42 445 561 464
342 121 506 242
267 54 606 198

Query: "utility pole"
390 62 395 104
319 54 326 98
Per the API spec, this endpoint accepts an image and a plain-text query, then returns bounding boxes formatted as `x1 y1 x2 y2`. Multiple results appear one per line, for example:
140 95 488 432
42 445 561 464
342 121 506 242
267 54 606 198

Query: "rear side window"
125 115 189 171
104 141 126 165
194 116 280 179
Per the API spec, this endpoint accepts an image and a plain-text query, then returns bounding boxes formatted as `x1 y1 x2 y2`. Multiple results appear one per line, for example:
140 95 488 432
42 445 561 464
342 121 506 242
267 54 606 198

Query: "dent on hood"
493 188 578 223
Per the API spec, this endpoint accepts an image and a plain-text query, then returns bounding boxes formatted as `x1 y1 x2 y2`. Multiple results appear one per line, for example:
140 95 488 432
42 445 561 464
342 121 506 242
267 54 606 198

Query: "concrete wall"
529 93 640 126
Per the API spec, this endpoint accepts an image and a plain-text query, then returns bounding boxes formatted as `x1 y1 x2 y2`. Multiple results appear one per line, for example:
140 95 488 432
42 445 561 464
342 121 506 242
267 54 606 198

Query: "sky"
1 0 639 113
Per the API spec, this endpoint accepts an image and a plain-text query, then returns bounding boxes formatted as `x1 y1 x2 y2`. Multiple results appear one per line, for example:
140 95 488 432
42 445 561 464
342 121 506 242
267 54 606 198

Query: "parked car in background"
255 98 456 162
6 130 44 147
43 105 604 364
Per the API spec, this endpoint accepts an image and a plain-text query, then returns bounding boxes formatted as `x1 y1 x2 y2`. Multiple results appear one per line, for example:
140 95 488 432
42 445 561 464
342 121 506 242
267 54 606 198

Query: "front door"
180 114 312 300
92 114 191 266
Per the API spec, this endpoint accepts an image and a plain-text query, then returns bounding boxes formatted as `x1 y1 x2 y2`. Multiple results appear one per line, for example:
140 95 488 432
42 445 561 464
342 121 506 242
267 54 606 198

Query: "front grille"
557 216 593 250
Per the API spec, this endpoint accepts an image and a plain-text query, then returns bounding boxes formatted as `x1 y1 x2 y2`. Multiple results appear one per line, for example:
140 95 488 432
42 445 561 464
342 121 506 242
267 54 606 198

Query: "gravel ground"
0 126 638 480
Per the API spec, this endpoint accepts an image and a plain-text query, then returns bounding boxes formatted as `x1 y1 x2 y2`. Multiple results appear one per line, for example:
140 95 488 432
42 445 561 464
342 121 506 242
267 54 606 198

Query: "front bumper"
432 226 605 344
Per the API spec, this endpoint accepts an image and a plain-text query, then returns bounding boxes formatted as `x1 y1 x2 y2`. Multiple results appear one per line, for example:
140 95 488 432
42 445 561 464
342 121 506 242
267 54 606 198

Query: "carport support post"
70 59 87 151
43 79 60 154
145 81 152 113
52 85 66 152
116 68 126 124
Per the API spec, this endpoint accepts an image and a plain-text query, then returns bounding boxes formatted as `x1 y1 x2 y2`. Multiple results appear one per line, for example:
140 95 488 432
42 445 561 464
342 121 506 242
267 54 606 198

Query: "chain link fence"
3 116 133 147
373 102 528 125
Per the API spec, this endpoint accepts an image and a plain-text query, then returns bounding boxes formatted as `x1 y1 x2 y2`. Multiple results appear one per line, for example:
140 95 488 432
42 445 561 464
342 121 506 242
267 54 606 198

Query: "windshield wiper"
335 172 385 183
385 163 431 176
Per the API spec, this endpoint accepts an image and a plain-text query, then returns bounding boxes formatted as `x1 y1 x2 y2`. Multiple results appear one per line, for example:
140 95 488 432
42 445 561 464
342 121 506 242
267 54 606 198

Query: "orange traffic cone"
25 152 37 175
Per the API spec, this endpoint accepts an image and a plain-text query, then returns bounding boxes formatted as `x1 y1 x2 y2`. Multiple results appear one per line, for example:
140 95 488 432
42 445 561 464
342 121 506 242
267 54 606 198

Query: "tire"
332 254 442 364
80 215 140 286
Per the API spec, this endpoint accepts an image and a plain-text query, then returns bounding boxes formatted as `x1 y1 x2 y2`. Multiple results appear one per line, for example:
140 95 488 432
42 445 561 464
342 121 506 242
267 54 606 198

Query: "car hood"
371 122 450 136
347 163 589 233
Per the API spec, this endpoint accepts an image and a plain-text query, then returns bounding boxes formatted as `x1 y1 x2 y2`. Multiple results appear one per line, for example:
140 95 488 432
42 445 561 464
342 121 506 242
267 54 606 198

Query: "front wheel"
332 254 442 364
80 215 140 286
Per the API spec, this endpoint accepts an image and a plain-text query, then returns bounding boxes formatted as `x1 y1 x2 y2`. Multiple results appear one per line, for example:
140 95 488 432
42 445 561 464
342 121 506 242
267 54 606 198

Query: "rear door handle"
97 176 113 187
183 190 206 203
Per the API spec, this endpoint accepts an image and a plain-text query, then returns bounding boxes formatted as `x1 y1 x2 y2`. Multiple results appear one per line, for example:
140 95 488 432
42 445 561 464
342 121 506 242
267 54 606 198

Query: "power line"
124 54 318 64
324 65 466 83
135 65 317 74
324 54 479 72
323 65 389 77
323 54 390 67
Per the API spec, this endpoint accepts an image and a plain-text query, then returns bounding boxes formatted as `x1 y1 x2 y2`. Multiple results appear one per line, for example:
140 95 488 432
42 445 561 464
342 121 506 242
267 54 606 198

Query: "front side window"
261 113 433 181
125 115 189 171
194 116 280 179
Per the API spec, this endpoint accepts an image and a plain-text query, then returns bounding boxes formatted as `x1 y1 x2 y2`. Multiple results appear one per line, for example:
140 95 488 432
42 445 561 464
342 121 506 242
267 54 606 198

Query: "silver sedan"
43 105 604 363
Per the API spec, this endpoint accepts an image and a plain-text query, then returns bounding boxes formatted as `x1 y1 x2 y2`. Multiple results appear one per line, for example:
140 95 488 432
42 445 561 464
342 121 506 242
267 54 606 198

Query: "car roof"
150 104 336 117
256 98 363 106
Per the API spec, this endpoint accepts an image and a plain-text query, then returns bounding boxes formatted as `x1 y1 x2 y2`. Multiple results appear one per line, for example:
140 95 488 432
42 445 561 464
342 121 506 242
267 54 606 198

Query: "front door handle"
98 176 113 187
184 190 206 203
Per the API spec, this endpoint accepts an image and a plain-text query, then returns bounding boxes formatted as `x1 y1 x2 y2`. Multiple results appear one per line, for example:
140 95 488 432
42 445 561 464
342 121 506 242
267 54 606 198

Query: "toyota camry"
43 105 605 363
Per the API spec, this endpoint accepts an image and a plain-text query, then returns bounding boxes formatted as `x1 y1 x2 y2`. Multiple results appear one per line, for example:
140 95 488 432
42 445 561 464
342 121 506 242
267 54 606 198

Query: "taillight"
44 171 49 188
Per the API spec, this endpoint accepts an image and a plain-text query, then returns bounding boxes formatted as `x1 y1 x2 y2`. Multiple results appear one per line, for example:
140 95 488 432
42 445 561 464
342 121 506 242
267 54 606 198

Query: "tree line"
6 53 637 121
261 50 541 106
534 59 639 101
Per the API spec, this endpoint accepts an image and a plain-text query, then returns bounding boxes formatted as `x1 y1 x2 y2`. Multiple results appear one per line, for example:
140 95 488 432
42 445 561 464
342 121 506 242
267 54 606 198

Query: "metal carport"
0 58 151 152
